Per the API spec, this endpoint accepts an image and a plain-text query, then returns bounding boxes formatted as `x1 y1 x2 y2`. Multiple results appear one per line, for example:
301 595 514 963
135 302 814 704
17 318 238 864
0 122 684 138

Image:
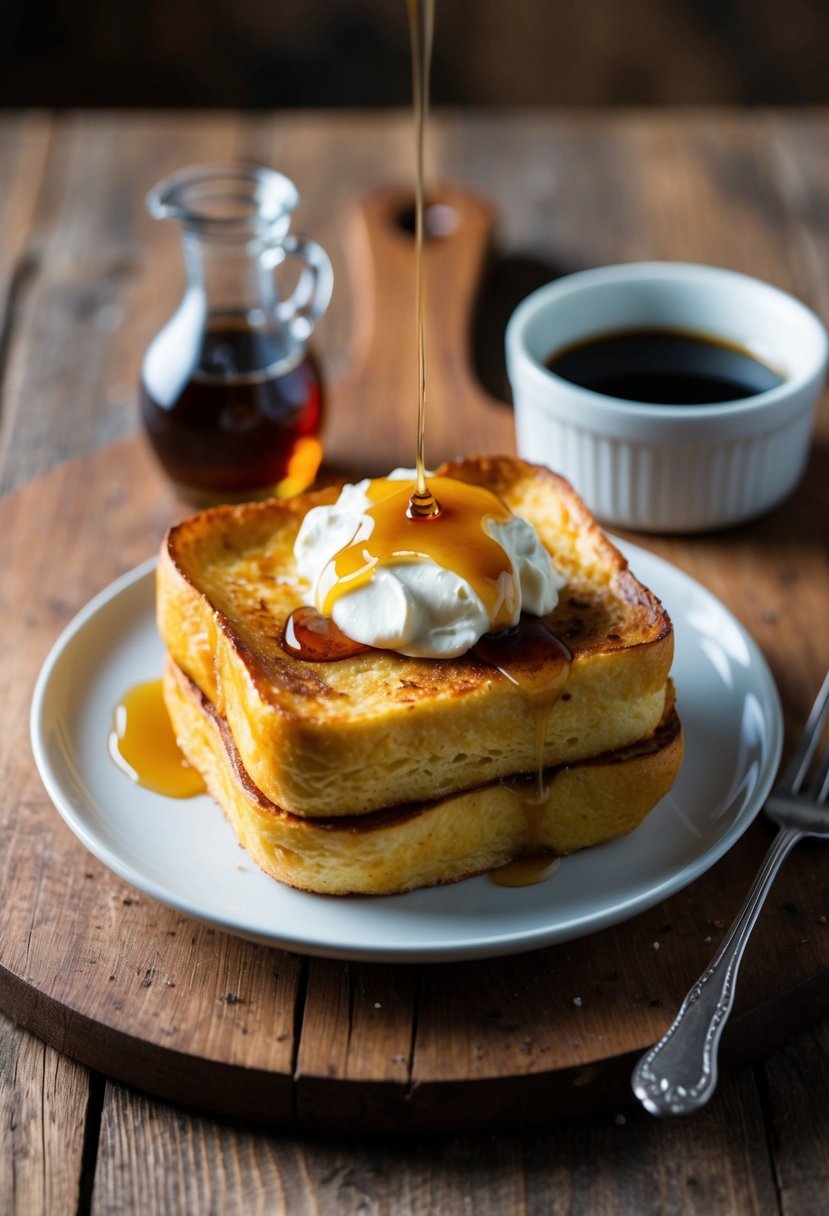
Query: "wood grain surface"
1 109 828 1211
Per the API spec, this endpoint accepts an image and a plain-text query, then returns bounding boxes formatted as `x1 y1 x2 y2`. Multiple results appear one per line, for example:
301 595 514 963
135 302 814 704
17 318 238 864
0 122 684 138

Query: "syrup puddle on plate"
491 854 561 888
109 677 205 799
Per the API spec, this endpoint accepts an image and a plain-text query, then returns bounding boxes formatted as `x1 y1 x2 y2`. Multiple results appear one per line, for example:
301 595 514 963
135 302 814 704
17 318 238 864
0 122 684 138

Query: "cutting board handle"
327 182 510 472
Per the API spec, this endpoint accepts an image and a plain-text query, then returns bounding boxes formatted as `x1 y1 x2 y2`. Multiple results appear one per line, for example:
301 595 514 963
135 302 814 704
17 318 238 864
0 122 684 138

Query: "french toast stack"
158 456 682 894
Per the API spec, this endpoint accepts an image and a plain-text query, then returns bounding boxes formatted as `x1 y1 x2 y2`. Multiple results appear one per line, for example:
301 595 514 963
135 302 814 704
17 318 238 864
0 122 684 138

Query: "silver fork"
632 669 829 1116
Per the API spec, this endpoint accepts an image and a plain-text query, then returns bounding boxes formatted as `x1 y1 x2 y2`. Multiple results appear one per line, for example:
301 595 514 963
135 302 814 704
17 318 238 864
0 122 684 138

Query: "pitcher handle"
276 233 334 342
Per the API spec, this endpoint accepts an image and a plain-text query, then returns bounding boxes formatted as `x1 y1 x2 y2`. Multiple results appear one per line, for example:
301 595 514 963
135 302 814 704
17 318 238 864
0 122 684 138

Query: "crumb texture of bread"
158 457 674 817
164 660 684 896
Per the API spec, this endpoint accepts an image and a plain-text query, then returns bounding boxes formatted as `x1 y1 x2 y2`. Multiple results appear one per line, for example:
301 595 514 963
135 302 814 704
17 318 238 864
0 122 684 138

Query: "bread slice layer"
158 457 674 818
164 659 684 896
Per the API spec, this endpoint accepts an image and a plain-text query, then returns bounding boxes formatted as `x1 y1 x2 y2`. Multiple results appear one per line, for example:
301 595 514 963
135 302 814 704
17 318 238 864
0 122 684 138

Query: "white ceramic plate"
30 543 783 962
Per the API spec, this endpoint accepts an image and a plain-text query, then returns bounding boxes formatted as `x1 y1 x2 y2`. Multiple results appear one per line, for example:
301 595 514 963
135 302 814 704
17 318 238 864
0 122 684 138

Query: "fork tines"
778 670 829 800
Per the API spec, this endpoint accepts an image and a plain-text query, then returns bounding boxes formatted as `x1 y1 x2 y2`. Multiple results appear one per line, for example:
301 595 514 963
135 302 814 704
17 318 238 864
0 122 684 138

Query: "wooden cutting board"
1 187 827 1131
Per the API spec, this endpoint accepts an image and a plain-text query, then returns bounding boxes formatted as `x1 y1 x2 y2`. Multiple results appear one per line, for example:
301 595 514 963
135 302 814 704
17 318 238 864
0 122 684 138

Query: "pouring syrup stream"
406 0 440 521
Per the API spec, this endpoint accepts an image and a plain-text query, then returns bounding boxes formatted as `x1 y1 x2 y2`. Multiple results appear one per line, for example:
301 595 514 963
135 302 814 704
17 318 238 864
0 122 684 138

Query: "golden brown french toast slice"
164 659 683 896
158 456 673 818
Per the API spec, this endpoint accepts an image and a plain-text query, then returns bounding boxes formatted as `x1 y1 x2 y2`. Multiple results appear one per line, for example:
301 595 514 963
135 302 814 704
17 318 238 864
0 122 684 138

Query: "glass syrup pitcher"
140 163 333 504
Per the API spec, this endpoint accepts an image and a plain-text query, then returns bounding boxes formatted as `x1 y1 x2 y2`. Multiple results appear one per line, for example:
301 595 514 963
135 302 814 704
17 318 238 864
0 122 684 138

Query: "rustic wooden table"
1 109 827 1214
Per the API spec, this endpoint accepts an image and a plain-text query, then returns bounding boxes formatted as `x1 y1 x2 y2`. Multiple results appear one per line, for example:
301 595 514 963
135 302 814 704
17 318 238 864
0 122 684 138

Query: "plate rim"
29 544 784 963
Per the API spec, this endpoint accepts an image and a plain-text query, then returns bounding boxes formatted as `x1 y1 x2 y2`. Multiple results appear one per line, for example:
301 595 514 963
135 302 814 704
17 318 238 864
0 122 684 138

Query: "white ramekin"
505 263 828 532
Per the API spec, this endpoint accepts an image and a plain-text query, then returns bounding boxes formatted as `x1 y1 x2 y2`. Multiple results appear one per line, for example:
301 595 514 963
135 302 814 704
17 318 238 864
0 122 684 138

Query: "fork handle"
631 825 801 1115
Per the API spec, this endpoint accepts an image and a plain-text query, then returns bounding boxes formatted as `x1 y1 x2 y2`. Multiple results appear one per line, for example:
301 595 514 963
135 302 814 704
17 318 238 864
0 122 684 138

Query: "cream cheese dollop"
293 470 566 658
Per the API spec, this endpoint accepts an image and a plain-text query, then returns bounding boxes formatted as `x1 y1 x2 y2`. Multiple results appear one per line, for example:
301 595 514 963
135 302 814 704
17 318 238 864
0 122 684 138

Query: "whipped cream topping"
293 471 565 659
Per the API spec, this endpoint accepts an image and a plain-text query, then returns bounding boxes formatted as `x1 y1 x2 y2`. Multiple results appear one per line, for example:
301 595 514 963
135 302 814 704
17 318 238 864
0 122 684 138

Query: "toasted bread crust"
158 457 674 816
164 659 684 896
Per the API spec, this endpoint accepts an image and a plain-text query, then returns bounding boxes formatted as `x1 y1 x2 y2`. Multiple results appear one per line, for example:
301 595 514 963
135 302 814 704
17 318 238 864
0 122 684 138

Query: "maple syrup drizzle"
407 0 439 519
315 475 516 626
109 678 205 798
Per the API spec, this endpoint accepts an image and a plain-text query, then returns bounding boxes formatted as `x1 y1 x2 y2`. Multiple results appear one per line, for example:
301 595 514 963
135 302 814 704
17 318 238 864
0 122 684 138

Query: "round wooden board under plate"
1 438 827 1131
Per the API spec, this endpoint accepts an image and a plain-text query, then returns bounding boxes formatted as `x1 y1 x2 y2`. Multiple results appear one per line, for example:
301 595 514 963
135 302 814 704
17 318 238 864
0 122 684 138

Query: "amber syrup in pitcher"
140 316 324 504
141 162 332 504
